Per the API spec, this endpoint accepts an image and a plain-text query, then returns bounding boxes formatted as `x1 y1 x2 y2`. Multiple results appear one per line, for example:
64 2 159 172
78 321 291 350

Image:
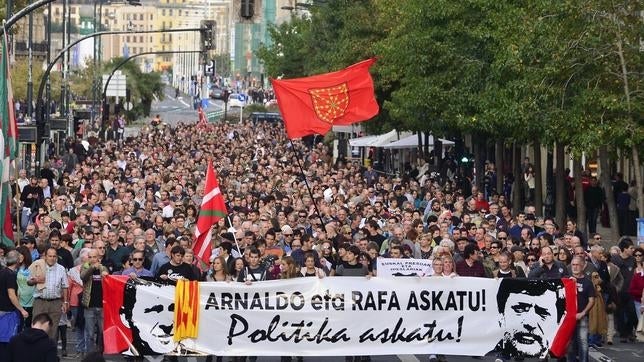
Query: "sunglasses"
132 258 144 261
527 258 537 262
635 254 643 257
498 237 507 240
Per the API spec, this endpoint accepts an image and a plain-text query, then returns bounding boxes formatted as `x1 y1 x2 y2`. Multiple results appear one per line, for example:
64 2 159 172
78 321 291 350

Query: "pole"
44 0 51 168
0 0 57 36
102 50 202 99
65 0 71 136
60 0 66 118
27 0 33 119
226 215 242 256
35 27 204 141
91 0 97 138
288 139 326 228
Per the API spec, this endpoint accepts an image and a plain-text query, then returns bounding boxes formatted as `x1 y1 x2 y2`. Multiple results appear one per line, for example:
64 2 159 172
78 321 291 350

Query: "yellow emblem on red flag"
309 83 349 124
173 279 200 341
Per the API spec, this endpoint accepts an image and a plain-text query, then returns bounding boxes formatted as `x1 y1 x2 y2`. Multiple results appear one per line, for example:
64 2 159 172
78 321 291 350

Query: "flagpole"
226 215 242 256
289 139 326 228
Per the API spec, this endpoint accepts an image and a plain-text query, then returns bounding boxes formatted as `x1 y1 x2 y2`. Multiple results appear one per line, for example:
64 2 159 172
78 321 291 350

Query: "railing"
14 41 49 53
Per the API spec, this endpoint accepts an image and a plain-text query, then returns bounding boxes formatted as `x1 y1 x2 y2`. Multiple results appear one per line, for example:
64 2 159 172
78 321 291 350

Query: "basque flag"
193 160 227 264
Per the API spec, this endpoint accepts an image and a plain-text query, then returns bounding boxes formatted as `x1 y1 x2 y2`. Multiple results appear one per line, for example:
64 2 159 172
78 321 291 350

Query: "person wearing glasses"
80 248 109 353
122 251 153 280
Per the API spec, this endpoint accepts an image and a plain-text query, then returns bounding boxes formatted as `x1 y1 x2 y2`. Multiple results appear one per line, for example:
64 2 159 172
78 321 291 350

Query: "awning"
382 133 455 149
349 129 400 147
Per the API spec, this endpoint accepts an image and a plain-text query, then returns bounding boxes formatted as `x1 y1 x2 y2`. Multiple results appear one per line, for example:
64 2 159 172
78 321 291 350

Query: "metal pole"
102 50 203 99
0 0 57 36
45 1 51 131
27 0 33 119
36 27 204 130
60 0 66 117
65 0 71 133
91 0 97 134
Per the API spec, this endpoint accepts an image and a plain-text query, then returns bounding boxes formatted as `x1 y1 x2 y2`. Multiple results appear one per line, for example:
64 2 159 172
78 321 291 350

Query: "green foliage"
257 0 642 154
68 57 165 120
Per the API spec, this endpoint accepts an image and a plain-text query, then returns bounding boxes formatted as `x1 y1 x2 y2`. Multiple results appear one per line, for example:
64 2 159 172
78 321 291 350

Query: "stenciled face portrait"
121 281 176 355
501 291 558 356
496 279 566 359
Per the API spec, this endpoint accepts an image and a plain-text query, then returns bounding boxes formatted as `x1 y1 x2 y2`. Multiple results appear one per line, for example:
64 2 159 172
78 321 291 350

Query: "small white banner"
377 257 434 277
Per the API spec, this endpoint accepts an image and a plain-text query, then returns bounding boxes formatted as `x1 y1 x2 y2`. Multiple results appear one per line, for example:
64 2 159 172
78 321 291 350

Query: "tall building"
232 0 294 89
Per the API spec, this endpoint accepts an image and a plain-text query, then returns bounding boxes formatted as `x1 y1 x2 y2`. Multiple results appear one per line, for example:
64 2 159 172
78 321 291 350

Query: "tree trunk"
599 146 620 242
417 133 423 159
495 140 504 195
555 143 566 228
633 145 643 218
573 157 587 236
512 143 523 214
424 133 430 161
435 136 443 169
474 139 482 189
534 141 543 216
545 145 555 218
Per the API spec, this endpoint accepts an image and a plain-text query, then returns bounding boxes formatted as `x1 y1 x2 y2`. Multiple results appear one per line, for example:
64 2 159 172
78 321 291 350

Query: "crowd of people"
0 118 642 362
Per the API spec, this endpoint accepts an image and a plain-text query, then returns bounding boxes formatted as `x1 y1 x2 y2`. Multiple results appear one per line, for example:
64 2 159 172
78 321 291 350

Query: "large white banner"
103 276 576 358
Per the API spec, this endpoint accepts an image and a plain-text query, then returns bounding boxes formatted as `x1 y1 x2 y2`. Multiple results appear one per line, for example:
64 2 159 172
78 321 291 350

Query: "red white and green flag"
193 160 227 263
0 30 17 247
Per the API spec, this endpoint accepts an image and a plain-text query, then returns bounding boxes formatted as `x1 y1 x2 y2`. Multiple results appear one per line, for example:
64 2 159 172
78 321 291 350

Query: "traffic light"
240 0 255 19
200 20 216 51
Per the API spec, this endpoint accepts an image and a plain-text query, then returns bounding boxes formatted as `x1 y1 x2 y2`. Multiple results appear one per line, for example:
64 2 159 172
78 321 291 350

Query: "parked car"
227 93 246 108
209 86 224 100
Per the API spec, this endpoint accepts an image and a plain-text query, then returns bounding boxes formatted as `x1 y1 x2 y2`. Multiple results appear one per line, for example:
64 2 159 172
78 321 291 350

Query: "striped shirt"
34 263 69 300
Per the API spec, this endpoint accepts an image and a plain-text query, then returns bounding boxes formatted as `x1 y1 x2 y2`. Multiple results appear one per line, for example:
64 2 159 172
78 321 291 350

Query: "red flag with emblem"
193 160 227 264
271 58 379 139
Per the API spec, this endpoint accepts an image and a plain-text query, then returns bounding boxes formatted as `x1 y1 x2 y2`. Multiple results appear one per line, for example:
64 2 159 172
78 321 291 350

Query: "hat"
220 232 235 242
525 213 536 221
21 236 36 244
511 245 526 253
281 225 293 235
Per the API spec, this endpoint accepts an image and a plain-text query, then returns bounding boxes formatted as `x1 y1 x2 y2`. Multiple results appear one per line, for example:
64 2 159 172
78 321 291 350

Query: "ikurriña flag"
193 160 227 264
271 58 379 139
0 30 17 247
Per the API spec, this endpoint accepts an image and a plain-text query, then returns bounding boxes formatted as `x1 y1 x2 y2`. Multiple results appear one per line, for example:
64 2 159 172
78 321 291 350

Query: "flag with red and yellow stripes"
173 279 200 341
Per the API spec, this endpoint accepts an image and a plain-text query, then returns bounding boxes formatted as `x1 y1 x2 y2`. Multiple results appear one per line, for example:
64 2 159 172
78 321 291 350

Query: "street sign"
103 71 127 97
207 110 224 122
124 102 133 111
205 60 215 75
238 94 247 102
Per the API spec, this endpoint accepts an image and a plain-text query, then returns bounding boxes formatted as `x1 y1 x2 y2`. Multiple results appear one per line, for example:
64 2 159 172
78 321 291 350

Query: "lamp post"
27 0 33 119
36 27 205 133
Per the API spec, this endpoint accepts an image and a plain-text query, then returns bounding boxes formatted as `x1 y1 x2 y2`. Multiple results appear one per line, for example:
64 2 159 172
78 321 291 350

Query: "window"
140 36 143 43
162 9 166 16
126 36 130 42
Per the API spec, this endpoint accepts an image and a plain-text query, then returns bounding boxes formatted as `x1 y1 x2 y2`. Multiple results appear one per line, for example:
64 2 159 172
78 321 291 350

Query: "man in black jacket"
20 177 43 231
8 313 58 362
